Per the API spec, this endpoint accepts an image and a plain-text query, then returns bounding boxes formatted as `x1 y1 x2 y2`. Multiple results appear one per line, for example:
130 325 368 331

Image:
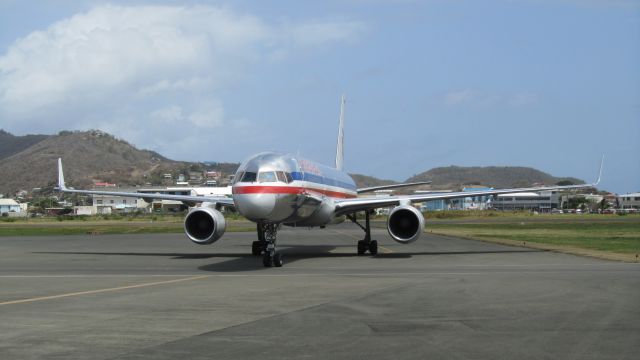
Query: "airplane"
55 96 603 268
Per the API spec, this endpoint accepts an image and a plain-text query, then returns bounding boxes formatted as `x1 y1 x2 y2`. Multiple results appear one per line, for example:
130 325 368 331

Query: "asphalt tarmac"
1 224 638 359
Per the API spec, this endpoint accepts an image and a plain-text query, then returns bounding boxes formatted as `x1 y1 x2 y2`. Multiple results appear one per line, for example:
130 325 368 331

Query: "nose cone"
234 194 276 221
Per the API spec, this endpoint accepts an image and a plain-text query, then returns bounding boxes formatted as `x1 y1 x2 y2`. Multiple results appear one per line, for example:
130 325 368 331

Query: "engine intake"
184 206 226 245
387 205 425 244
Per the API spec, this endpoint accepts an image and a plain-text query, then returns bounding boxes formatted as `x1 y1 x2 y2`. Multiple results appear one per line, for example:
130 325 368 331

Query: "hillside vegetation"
0 130 196 194
407 165 583 190
0 130 49 161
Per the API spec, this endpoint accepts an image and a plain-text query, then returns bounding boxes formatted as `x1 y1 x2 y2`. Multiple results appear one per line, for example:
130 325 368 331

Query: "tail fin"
56 158 67 191
594 154 604 186
335 95 345 171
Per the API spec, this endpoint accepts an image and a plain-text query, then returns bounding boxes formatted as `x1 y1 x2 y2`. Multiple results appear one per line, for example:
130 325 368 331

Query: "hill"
406 165 584 189
0 130 204 195
0 129 586 196
0 129 49 161
349 174 397 188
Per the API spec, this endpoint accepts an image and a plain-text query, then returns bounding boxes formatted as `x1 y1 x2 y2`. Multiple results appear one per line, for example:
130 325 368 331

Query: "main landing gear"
347 210 378 255
253 223 283 267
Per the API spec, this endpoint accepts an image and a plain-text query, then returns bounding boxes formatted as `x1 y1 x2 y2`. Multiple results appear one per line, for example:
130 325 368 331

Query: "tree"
567 196 587 210
599 198 609 212
556 180 576 186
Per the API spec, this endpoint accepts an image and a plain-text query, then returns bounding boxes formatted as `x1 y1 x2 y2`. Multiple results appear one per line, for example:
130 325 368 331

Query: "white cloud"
443 88 538 108
151 101 224 128
509 92 538 106
288 20 367 47
0 4 364 154
444 88 476 106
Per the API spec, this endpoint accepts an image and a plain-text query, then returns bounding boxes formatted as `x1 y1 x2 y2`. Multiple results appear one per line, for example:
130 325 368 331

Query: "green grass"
428 219 640 254
0 218 255 236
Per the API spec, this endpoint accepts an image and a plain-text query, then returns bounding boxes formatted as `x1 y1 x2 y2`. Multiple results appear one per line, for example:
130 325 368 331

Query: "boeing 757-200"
56 96 603 267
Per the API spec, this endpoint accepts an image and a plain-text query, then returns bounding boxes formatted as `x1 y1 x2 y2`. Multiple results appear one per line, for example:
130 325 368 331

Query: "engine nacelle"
184 206 226 245
387 205 425 244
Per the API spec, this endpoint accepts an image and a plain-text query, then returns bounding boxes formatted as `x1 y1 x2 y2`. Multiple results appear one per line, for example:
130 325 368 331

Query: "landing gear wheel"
369 240 378 255
273 253 283 267
262 253 273 267
251 241 263 256
357 240 367 255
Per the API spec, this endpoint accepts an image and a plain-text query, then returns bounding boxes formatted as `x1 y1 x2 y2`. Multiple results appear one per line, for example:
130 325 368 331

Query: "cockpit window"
258 171 277 183
241 172 257 182
276 171 287 183
285 172 293 183
234 172 244 184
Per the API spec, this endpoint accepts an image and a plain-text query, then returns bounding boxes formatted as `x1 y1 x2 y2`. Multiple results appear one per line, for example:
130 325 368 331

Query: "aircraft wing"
357 181 432 194
335 157 603 216
55 159 235 207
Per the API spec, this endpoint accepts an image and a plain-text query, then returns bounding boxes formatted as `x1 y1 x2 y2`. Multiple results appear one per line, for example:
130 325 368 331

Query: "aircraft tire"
273 253 283 267
357 240 367 255
369 240 378 255
262 253 273 267
252 241 262 256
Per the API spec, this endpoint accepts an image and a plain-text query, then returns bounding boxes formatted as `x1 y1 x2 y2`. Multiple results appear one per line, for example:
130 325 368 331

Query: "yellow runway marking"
0 275 210 307
329 229 394 254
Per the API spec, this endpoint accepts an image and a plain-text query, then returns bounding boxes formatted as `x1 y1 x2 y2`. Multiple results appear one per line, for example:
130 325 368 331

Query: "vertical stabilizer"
335 95 345 171
57 158 67 190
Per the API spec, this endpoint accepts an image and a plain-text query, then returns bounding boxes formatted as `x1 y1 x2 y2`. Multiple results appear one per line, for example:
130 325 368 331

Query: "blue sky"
0 0 638 193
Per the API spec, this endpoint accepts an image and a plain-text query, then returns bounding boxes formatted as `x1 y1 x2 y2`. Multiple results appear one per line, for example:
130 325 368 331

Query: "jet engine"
184 206 226 245
387 205 425 244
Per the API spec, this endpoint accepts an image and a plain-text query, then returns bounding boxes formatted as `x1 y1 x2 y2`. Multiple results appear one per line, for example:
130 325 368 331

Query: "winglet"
56 158 67 191
593 154 604 186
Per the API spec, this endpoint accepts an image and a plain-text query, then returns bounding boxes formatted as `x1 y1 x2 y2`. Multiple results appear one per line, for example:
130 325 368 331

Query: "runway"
1 224 639 359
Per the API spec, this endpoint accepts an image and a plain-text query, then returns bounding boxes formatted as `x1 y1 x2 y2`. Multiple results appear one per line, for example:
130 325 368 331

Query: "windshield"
241 172 257 182
258 171 277 183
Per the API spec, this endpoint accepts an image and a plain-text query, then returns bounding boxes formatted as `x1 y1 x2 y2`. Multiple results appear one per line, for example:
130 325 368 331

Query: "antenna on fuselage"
335 95 345 171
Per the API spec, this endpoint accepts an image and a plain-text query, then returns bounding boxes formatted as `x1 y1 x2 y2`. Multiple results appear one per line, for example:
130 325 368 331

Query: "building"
491 190 560 212
91 193 146 214
457 187 494 210
0 199 22 215
89 186 234 213
73 206 96 216
205 171 221 179
618 192 640 210
418 188 493 211
415 190 454 211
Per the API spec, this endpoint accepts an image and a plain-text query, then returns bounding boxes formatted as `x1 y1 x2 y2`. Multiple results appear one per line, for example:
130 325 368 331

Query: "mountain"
0 129 586 196
406 165 584 190
0 129 49 161
349 174 397 188
0 130 202 195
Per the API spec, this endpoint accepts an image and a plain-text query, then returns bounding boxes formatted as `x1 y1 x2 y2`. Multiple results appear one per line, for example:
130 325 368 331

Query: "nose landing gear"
260 223 283 267
252 224 267 256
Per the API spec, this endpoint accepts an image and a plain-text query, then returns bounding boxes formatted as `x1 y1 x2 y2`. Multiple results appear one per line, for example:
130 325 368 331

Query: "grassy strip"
428 219 640 261
0 220 255 236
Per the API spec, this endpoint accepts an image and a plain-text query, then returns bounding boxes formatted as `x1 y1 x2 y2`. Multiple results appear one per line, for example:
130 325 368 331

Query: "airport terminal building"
490 191 560 212
618 192 640 210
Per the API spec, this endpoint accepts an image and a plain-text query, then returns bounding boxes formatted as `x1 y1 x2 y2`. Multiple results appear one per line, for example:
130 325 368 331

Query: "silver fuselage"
231 152 357 226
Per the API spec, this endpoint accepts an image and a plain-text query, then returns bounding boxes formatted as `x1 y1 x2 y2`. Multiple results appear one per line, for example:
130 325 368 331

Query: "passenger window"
258 171 277 183
276 171 287 183
241 172 257 182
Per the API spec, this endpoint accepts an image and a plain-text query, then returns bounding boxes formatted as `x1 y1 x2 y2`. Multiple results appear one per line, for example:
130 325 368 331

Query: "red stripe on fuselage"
233 185 356 199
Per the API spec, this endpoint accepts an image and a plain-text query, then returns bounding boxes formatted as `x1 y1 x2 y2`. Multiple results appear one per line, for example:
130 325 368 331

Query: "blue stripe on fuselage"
291 172 356 191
